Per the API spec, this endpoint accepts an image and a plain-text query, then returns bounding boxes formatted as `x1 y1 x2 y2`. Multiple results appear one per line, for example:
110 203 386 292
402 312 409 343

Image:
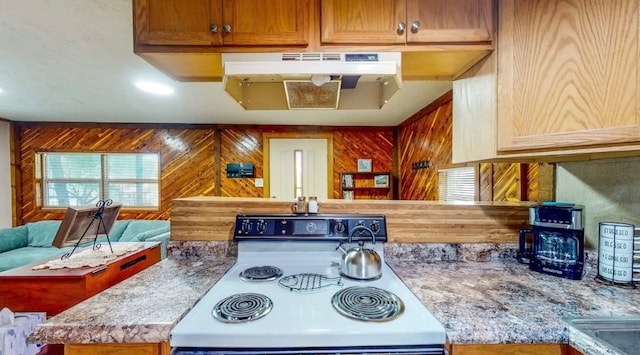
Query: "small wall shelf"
341 172 393 199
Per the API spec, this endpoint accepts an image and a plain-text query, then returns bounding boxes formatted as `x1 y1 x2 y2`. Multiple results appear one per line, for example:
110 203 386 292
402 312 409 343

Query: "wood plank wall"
396 91 542 202
14 124 394 224
16 124 217 222
397 92 453 200
217 126 395 199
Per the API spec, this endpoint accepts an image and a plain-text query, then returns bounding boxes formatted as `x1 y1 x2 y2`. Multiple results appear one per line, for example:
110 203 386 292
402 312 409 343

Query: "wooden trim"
13 121 220 130
392 128 399 199
9 121 20 226
450 343 570 355
519 163 528 201
397 90 453 128
263 132 334 199
499 126 640 153
214 130 221 196
64 342 170 355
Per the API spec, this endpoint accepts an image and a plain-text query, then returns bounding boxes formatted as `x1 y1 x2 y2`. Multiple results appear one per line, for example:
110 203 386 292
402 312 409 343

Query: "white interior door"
269 139 328 200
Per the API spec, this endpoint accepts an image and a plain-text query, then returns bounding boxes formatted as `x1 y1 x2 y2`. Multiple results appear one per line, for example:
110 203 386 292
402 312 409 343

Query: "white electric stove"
170 214 446 355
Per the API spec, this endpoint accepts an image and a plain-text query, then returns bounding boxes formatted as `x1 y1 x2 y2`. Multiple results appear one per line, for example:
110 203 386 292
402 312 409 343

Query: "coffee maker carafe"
518 203 585 280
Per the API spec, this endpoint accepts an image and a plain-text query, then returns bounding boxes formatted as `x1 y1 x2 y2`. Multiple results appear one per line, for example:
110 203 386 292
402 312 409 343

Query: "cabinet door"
221 0 308 45
406 0 493 43
135 0 222 45
321 0 406 44
497 0 640 153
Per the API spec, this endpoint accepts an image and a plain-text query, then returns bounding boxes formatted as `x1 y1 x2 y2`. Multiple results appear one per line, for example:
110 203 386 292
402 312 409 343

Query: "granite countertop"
29 242 640 351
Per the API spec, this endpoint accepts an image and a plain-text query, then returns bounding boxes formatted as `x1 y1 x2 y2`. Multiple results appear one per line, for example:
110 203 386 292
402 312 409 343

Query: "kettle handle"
348 225 376 244
518 228 533 264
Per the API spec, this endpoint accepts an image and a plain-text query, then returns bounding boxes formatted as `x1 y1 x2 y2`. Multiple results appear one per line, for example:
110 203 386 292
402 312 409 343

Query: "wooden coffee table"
0 242 161 316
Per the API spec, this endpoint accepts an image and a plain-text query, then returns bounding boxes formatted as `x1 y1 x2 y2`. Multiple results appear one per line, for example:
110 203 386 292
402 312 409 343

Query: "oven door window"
534 231 579 265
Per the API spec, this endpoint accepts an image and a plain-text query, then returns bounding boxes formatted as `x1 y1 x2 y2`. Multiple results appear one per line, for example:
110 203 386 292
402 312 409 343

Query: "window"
438 166 476 202
37 152 159 208
293 149 303 198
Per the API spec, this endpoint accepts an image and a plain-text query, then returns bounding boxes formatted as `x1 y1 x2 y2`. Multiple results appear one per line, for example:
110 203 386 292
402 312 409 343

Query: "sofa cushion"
108 220 131 241
26 221 62 247
119 220 169 242
130 227 170 242
0 225 29 253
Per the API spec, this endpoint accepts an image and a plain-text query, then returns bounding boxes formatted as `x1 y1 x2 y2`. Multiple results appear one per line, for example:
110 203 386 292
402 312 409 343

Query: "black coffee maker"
518 203 585 280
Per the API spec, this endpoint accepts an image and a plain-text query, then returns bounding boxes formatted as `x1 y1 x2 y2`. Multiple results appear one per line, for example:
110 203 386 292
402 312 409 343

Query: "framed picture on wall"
357 159 372 172
374 174 389 188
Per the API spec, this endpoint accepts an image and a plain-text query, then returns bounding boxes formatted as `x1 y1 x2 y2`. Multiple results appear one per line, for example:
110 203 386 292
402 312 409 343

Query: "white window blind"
438 166 476 202
39 152 159 208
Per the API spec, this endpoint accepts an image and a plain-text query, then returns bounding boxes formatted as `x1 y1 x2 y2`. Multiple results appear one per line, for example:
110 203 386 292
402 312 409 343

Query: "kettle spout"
336 241 348 256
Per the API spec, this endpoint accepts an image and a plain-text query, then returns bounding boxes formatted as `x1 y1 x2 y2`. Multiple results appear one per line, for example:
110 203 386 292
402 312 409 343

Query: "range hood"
222 52 402 110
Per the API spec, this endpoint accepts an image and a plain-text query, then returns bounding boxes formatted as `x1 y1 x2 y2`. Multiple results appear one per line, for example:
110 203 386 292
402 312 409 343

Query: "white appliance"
222 53 402 110
170 214 446 355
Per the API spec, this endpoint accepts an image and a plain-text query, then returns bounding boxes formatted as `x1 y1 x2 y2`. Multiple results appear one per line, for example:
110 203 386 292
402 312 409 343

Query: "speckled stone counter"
28 245 235 344
29 241 640 354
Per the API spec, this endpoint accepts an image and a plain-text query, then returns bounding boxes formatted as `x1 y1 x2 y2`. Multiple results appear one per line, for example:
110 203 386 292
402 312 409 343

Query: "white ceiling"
0 0 452 126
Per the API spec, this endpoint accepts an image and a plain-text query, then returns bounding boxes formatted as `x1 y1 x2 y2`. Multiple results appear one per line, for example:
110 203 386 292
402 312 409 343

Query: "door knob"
223 24 232 34
209 24 218 33
396 22 406 35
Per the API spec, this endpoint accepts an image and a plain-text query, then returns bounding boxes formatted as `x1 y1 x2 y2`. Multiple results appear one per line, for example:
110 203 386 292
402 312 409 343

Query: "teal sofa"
0 220 170 272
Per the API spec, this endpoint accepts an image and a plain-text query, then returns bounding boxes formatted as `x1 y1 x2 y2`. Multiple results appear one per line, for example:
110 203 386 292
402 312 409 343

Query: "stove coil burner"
331 286 404 322
211 293 273 323
239 265 283 282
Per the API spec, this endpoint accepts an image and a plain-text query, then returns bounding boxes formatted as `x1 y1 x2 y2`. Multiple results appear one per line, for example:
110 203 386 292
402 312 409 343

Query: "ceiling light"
134 81 174 95
0 87 4 94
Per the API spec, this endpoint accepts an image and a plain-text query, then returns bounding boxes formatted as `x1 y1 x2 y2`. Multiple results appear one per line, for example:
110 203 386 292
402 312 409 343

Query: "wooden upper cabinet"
135 0 222 45
406 0 493 43
497 0 640 153
221 0 308 46
134 0 308 46
321 0 406 44
321 0 493 45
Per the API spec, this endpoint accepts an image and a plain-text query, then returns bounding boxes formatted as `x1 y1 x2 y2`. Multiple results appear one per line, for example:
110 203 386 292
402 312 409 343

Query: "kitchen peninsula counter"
171 197 532 244
29 242 640 353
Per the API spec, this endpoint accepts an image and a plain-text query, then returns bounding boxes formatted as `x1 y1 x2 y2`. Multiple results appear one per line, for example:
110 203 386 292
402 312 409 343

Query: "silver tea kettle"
336 226 382 280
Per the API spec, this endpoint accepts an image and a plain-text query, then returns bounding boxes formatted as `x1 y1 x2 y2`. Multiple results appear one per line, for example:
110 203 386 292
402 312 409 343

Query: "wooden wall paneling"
535 163 555 202
332 129 394 199
491 163 520 202
219 128 264 198
397 92 453 200
478 163 493 201
214 130 222 196
171 198 531 243
9 121 21 226
17 125 217 223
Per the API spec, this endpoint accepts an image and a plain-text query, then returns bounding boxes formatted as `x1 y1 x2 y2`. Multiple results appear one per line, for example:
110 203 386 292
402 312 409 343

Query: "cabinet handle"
396 22 406 35
411 20 420 33
223 24 232 34
209 24 218 33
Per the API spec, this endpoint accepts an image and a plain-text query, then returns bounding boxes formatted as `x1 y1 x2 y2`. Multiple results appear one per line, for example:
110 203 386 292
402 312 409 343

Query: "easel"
61 199 115 260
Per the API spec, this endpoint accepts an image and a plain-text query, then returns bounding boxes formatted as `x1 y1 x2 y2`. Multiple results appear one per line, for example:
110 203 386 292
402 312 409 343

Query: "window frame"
36 152 161 210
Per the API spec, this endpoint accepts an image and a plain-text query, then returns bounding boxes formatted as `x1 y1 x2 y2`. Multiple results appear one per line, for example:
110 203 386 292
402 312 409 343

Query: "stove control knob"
305 222 317 233
370 221 380 234
334 221 346 234
256 220 267 234
241 220 252 234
